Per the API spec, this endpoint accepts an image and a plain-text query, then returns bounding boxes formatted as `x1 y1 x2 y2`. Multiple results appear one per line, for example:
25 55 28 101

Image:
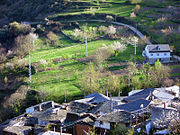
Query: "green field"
28 33 143 102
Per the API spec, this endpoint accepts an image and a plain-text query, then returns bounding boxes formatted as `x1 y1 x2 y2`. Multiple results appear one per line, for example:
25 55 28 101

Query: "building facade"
142 44 171 64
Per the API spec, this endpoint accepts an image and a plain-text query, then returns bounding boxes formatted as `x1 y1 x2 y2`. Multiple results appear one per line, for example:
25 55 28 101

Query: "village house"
1 86 179 135
142 44 171 64
95 110 136 133
122 88 154 103
150 106 180 130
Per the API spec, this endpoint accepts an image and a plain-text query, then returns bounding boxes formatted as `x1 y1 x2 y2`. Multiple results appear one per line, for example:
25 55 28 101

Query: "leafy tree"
151 59 170 86
81 62 101 94
105 75 124 95
131 76 142 89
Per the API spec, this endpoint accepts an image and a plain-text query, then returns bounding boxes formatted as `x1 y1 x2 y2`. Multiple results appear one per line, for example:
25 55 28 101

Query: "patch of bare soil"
77 55 95 63
171 68 180 74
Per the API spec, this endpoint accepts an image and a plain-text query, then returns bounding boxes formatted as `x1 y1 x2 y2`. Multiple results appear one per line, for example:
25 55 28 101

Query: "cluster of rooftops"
0 85 180 135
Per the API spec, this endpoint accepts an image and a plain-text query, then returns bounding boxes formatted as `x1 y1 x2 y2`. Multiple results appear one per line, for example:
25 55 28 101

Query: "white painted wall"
145 47 171 59
95 121 110 130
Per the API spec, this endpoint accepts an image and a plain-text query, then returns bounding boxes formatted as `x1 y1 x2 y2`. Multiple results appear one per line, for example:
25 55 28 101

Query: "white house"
142 44 171 64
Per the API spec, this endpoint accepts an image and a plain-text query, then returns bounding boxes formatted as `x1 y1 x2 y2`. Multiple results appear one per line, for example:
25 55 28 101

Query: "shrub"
46 31 59 47
9 22 35 36
156 17 167 23
106 15 114 22
130 12 136 18
133 4 141 13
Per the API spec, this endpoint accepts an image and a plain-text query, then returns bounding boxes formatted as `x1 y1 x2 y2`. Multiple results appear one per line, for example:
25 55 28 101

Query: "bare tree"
46 31 59 47
106 25 116 37
94 44 113 71
13 33 38 58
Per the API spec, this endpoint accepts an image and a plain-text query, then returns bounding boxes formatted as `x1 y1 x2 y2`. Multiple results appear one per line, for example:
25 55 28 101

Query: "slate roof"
153 91 174 101
85 93 110 104
123 88 154 103
150 106 180 129
146 44 170 52
74 97 94 104
77 115 96 126
65 112 80 123
97 100 118 114
68 101 95 113
32 108 67 122
114 99 151 113
97 110 135 123
3 126 32 134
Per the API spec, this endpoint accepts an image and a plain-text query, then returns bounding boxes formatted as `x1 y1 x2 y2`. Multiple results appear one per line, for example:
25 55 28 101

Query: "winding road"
62 19 152 45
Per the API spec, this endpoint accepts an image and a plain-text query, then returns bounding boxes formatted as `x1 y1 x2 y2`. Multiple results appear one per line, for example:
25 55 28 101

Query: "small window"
100 121 103 125
157 53 159 56
151 54 153 56
164 53 167 56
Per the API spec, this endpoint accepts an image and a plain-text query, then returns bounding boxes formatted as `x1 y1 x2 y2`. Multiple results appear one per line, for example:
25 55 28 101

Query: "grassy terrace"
26 0 179 102
28 35 143 102
30 40 118 63
49 0 134 19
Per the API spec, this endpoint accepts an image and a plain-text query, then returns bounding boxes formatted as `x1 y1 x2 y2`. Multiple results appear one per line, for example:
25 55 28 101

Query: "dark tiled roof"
65 112 80 123
3 126 32 134
88 102 104 114
97 110 135 123
85 93 110 104
146 44 170 52
114 99 151 113
123 88 154 102
153 91 174 101
97 100 118 114
150 106 180 129
68 101 95 113
32 108 67 122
